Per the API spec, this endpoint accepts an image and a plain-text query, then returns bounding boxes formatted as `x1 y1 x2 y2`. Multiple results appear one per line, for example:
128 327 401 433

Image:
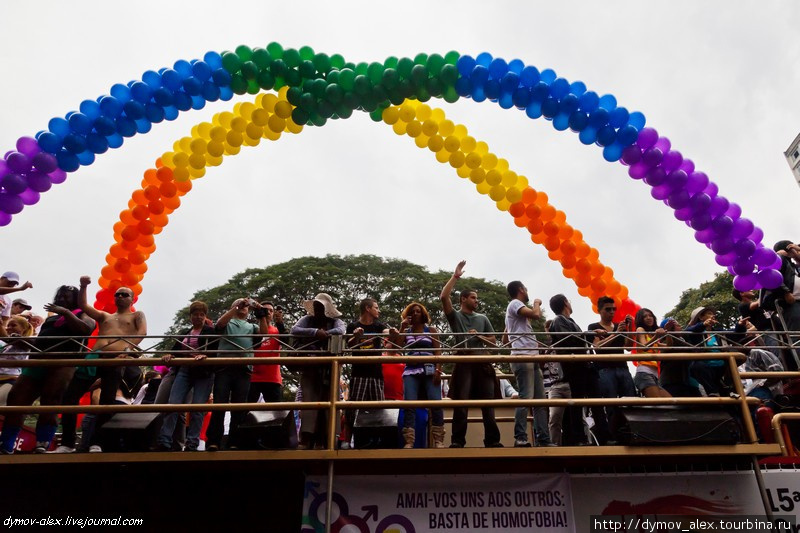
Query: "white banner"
301 473 574 533
571 471 764 531
762 469 800 530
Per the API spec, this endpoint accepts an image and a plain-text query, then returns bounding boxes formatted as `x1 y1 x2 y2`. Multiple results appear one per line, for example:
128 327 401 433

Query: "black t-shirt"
346 321 387 379
35 311 92 358
587 321 628 369
738 302 771 332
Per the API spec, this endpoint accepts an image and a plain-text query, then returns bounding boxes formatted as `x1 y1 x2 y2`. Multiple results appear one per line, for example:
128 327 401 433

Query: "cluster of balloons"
620 128 782 291
94 88 303 310
382 99 638 319
0 138 67 225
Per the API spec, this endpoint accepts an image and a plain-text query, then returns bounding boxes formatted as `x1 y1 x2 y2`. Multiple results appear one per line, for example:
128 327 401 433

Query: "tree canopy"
663 272 738 328
168 254 514 335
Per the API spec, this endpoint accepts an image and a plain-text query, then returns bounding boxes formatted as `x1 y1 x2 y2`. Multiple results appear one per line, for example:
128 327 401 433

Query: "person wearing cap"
0 272 33 326
206 297 270 451
440 260 503 448
291 293 346 450
10 298 32 317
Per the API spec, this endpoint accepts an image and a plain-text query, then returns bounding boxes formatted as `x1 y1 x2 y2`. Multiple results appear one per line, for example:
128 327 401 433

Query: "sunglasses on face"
115 292 132 298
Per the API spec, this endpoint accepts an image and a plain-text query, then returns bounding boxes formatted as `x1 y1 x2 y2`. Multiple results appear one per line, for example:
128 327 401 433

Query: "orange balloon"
130 262 148 275
148 200 165 215
547 248 563 261
113 259 131 274
508 202 525 218
107 279 122 292
588 248 600 262
140 243 156 254
618 285 629 301
540 205 556 221
606 280 621 296
526 219 544 235
156 166 174 182
128 250 145 265
525 204 542 220
121 226 139 241
143 169 159 186
121 239 139 251
121 272 140 286
521 187 537 204
137 220 155 235
575 241 591 258
120 210 137 225
112 221 126 236
543 221 560 237
558 224 574 240
530 233 546 245
144 185 161 201
577 285 592 297
100 266 116 280
553 210 566 225
534 191 549 207
132 190 148 206
159 182 177 198
130 283 143 295
150 213 169 227
562 267 578 279
513 214 530 228
560 254 577 269
163 196 181 210
175 180 192 194
138 234 155 247
602 267 615 280
576 258 591 274
98 277 111 289
544 236 561 251
591 277 606 293
132 205 149 221
591 262 605 277
560 240 577 256
575 273 591 288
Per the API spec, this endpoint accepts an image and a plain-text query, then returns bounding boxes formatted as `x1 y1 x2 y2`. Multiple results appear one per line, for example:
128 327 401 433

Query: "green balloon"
368 108 384 122
410 64 429 86
229 73 248 95
299 92 317 112
354 62 369 76
269 59 288 77
298 60 316 79
235 45 253 62
246 79 260 95
313 53 331 74
266 42 284 60
299 46 315 61
397 57 414 79
426 54 445 75
324 83 343 104
367 62 384 85
338 69 355 91
311 78 327 98
318 100 334 119
397 79 414 99
444 51 460 66
387 88 404 106
439 64 459 87
381 68 399 90
330 54 346 69
256 70 275 90
442 86 459 104
335 104 353 119
273 76 286 91
285 69 302 87
353 75 370 96
426 77 443 98
342 92 360 110
383 56 399 69
283 48 301 69
311 113 327 127
291 107 310 126
413 53 428 66
241 61 259 81
251 48 271 70
286 87 303 106
221 52 242 74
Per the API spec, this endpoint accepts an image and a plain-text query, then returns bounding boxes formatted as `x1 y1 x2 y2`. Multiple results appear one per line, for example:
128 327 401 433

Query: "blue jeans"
597 366 636 438
158 369 214 450
512 362 550 444
402 373 443 428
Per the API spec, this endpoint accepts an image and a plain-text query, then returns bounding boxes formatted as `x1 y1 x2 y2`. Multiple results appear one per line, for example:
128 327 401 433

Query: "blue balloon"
203 51 223 70
99 96 123 118
455 77 472 97
508 59 524 75
519 66 540 87
541 97 558 119
628 111 646 130
475 52 493 67
456 55 476 76
617 125 639 146
62 133 87 154
602 143 623 162
550 78 570 99
173 59 193 78
588 108 610 129
123 100 146 120
135 119 152 134
552 113 570 131
484 80 500 100
145 103 165 123
68 113 92 134
202 82 221 102
609 107 630 128
85 133 109 154
218 86 234 101
48 117 70 138
500 72 520 93
540 68 557 84
162 69 184 91
598 93 617 111
512 87 531 108
569 81 587 96
525 101 542 119
488 58 508 80
173 92 192 111
578 91 599 112
37 132 62 153
79 100 101 120
76 150 95 165
142 70 162 89
568 111 588 132
190 95 206 110
183 76 203 96
596 126 616 146
106 133 124 149
110 83 132 102
498 93 514 109
153 88 174 107
115 116 137 137
530 81 549 102
191 61 212 81
93 116 116 136
55 150 80 172
130 82 153 104
469 65 489 86
578 127 597 145
559 94 579 114
470 84 486 102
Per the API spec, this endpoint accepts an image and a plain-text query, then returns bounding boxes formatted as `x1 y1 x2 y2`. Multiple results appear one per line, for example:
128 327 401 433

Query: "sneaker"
0 448 13 455
514 439 532 448
449 443 464 448
206 444 219 452
50 445 76 454
34 442 49 454
339 441 350 450
88 445 103 453
485 442 504 448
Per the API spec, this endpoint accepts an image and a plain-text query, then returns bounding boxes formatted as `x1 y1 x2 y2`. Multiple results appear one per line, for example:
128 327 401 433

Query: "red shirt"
382 361 405 400
251 325 282 384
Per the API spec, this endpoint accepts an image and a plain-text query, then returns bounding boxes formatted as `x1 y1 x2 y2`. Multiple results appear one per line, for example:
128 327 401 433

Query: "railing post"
327 335 343 451
728 354 758 444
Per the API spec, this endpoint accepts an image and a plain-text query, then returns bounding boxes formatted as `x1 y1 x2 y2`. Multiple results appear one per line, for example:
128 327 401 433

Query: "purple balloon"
18 188 40 206
695 228 716 244
654 136 671 153
636 127 659 149
642 147 663 167
690 213 712 230
686 171 709 194
749 227 764 245
0 159 7 177
32 152 57 173
768 255 783 270
645 167 666 186
725 202 742 219
708 196 730 217
668 190 690 209
673 207 693 221
0 212 10 226
651 184 672 200
711 215 733 236
704 182 719 198
621 145 642 165
757 268 783 290
730 217 754 240
16 136 40 157
661 150 683 172
689 192 712 214
49 169 67 184
0 173 28 195
0 192 24 214
26 171 52 192
733 238 756 258
715 251 737 267
732 258 755 276
752 246 777 267
666 169 688 190
679 158 695 174
711 237 734 255
733 273 758 292
5 152 31 174
727 265 737 276
628 161 649 179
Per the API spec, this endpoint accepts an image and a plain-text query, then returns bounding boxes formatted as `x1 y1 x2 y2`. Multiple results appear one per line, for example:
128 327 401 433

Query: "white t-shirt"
505 299 538 355
0 295 10 318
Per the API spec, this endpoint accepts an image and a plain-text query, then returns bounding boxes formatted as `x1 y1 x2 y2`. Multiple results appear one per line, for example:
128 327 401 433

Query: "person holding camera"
206 297 269 451
632 308 674 398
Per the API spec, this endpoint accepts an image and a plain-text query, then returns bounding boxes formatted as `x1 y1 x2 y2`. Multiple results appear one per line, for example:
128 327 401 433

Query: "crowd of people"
0 240 798 453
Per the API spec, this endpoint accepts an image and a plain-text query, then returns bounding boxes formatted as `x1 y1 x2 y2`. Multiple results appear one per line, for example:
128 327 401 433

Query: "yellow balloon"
435 149 451 163
197 122 212 139
246 123 263 140
205 154 223 167
476 181 491 195
226 130 244 148
489 185 507 202
415 104 432 122
505 186 523 203
189 138 207 154
230 117 247 133
399 103 416 123
452 124 468 139
438 119 455 137
465 152 482 169
268 115 286 132
207 141 225 157
274 101 293 119
261 93 278 112
172 166 190 182
392 121 407 135
496 198 511 212
188 166 205 179
449 151 466 168
263 128 281 141
285 117 303 134
405 120 422 138
210 126 227 142
429 108 446 122
443 135 460 152
224 144 241 156
482 153 498 169
238 102 255 120
414 134 429 149
496 158 510 173
469 168 486 184
160 152 174 167
172 152 189 168
421 120 439 137
427 135 444 152
382 106 400 125
243 135 260 147
474 141 489 155
217 112 234 128
502 170 518 188
485 169 502 186
516 176 529 190
456 164 471 179
251 108 269 127
179 137 192 153
189 153 206 170
461 136 477 153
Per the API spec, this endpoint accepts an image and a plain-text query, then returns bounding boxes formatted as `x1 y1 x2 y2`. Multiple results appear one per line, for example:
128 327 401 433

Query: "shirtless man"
78 276 147 452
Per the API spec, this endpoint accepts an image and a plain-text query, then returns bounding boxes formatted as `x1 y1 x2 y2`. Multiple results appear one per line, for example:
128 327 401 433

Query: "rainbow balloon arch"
0 44 783 321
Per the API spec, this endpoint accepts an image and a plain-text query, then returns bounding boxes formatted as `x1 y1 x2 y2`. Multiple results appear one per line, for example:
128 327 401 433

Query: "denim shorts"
634 371 659 393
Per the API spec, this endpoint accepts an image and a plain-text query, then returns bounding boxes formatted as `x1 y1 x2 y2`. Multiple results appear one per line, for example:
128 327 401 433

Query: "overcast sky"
1 1 799 335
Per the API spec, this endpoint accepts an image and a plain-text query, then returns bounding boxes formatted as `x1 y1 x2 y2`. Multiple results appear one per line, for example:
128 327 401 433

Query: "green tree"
663 272 738 328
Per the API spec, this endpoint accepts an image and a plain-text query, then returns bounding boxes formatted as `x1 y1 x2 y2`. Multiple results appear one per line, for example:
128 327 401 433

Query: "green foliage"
664 272 738 328
168 254 511 335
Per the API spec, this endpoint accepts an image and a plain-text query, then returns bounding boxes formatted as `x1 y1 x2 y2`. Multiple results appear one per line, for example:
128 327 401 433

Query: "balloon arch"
0 44 782 321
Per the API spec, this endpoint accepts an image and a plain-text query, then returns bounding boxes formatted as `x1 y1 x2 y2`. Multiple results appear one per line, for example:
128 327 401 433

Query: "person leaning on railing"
631 309 673 399
1 285 95 455
685 306 746 397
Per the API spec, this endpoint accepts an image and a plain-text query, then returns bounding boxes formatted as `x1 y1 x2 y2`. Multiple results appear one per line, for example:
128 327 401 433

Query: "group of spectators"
1 238 799 453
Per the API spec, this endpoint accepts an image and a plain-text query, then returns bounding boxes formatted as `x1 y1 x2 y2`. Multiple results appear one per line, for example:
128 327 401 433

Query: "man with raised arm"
440 260 502 448
78 276 147 452
505 280 554 447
